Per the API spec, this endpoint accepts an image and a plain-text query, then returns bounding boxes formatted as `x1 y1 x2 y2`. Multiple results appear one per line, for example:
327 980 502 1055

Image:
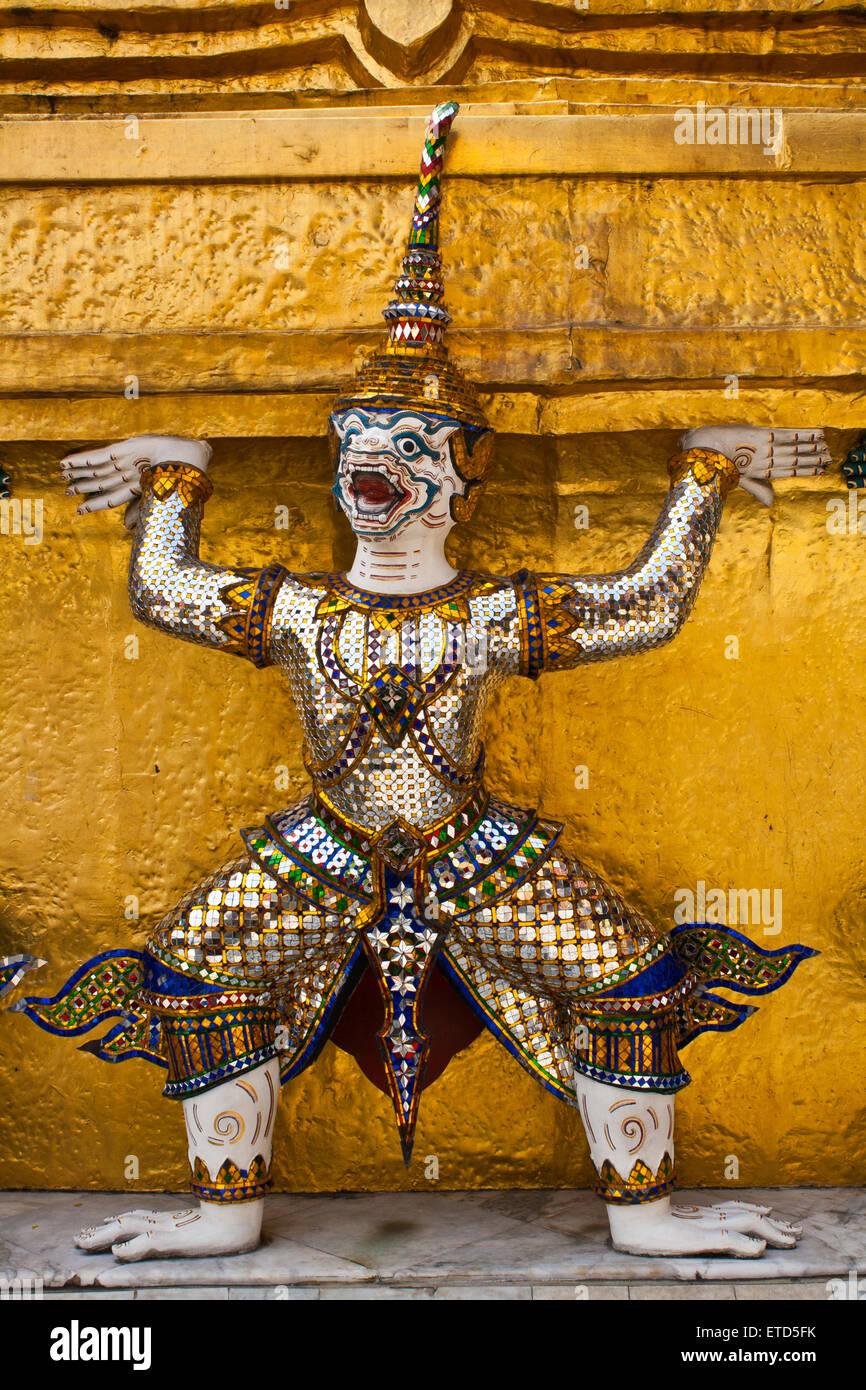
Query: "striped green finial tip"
409 100 460 249
430 99 459 128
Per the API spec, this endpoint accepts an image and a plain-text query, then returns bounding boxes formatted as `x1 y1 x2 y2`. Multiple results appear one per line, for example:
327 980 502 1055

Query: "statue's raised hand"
681 425 830 506
60 434 212 529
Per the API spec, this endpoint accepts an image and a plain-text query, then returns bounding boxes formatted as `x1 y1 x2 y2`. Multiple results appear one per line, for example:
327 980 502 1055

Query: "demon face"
330 408 464 538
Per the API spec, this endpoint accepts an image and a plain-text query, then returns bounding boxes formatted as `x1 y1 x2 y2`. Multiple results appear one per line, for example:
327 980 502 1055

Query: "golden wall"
1 0 864 1193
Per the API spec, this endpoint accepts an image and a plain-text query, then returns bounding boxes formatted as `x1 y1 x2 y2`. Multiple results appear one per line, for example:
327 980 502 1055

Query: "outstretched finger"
758 444 822 470
767 441 822 459
60 445 127 471
61 458 136 481
766 429 825 451
76 1211 149 1251
764 1216 803 1238
764 463 828 480
76 484 140 515
111 1233 155 1263
76 1223 121 1252
792 443 831 475
722 1210 799 1247
760 450 829 479
67 471 139 497
791 437 828 453
750 1216 799 1248
715 1200 773 1216
722 1230 768 1258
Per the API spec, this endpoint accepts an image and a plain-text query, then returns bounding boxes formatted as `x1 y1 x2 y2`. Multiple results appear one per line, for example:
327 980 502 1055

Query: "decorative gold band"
190 1154 272 1204
333 351 489 431
311 780 489 861
593 1152 676 1205
667 447 740 499
140 461 214 507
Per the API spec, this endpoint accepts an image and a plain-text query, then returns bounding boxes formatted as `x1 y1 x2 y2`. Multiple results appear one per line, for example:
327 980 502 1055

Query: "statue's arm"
61 434 288 667
514 427 829 677
129 465 288 666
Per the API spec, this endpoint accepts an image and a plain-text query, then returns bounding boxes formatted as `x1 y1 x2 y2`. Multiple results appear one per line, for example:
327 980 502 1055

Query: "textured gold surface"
3 177 865 335
1 434 864 1191
0 171 862 441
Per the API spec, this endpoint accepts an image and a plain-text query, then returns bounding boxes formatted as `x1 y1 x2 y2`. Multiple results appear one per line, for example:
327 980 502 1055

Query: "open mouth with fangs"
348 467 409 520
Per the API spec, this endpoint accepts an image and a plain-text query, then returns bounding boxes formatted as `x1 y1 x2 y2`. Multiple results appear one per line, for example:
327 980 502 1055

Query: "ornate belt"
312 779 490 870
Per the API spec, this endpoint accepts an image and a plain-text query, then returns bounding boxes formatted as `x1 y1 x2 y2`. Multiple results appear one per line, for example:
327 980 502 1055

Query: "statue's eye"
396 436 420 458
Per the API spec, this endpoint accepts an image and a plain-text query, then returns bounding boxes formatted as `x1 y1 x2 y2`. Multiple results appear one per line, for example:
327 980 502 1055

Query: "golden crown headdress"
332 101 492 511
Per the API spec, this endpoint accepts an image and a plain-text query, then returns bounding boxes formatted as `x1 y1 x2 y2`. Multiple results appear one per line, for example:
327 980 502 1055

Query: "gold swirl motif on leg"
620 1116 648 1155
206 1111 245 1146
604 1095 657 1154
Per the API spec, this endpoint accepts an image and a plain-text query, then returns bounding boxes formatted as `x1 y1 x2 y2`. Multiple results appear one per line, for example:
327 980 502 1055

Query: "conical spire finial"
382 100 459 359
333 99 489 433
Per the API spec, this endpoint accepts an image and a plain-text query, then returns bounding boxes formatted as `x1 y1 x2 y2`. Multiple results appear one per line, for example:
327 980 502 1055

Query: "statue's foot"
608 1198 802 1259
75 1202 263 1261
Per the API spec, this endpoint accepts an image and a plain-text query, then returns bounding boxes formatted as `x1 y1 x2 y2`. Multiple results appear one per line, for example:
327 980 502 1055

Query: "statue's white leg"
574 1073 801 1258
75 1056 280 1262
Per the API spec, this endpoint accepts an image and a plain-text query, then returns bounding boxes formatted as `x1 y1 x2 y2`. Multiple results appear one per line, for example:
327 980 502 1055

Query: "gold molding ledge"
1 1 861 12
0 386 860 441
1 80 862 116
0 110 864 181
0 328 864 394
0 1 862 98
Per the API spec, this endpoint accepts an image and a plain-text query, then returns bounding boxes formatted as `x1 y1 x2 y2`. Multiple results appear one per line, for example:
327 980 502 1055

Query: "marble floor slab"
31 1280 843 1300
0 1188 862 1294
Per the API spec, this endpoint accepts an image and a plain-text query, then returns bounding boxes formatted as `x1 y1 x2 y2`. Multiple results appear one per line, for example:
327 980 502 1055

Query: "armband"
667 447 740 500
139 462 214 507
